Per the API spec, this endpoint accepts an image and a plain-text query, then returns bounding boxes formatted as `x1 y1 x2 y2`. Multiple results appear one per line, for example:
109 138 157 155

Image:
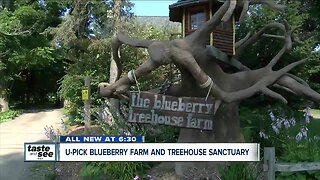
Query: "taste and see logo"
24 144 56 161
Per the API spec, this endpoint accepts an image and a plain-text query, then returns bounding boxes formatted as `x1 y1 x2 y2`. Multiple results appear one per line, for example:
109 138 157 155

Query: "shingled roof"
169 0 240 22
169 0 225 8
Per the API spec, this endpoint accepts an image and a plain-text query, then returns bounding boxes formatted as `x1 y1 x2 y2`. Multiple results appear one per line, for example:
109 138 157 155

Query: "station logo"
24 143 56 161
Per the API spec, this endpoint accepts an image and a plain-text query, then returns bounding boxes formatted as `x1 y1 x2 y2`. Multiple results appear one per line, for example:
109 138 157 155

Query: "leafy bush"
243 104 320 179
276 139 320 180
80 162 150 180
0 109 22 123
77 100 180 179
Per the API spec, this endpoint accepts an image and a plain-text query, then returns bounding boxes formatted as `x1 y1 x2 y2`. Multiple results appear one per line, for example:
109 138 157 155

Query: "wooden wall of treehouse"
182 3 235 56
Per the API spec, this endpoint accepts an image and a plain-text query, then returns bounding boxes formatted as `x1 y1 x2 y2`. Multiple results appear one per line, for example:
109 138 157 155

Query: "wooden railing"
263 147 320 180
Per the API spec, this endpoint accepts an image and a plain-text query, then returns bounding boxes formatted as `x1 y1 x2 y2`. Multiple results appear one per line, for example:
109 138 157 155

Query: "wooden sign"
82 87 89 101
128 92 215 130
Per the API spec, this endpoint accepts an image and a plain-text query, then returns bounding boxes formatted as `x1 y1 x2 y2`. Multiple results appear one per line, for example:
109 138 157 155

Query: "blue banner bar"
59 136 144 143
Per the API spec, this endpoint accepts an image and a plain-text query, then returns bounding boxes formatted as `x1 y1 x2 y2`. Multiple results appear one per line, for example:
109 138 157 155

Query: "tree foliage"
0 0 67 110
237 0 320 107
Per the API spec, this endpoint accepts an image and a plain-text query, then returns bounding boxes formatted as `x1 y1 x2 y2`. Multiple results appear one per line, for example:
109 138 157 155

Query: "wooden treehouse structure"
169 0 241 56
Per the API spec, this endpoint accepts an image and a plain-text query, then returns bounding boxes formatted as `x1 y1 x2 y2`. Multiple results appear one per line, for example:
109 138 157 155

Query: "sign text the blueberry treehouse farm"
128 92 215 130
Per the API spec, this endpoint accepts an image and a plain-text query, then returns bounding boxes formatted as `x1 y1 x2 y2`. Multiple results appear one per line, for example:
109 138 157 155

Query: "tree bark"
0 88 9 112
108 0 122 118
0 97 9 112
174 68 245 176
96 0 320 177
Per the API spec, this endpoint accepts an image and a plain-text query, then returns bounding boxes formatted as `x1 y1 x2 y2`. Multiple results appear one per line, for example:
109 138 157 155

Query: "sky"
131 0 176 16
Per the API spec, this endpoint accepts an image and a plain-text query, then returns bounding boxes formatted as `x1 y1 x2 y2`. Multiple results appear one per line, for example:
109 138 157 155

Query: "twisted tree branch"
234 22 286 59
222 0 237 22
213 58 307 103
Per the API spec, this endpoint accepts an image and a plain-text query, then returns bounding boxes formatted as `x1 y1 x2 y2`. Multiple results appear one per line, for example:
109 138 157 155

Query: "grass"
0 109 23 123
310 109 320 119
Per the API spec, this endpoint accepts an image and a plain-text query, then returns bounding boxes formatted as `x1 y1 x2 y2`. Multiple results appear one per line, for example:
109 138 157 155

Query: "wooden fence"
263 147 320 180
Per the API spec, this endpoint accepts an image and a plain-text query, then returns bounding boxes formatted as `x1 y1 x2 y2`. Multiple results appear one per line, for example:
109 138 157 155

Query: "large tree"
0 0 64 111
108 0 123 119
97 0 320 175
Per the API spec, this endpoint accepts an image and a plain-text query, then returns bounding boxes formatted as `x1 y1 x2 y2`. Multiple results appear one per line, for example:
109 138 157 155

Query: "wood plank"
214 36 233 41
214 36 233 40
214 37 233 41
214 40 233 44
214 39 233 43
214 41 233 45
214 34 233 38
213 33 233 38
275 162 320 172
264 147 276 180
213 31 233 37
213 29 233 34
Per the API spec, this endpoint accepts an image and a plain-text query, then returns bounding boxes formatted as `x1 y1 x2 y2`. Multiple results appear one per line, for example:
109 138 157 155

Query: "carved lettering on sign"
128 92 215 130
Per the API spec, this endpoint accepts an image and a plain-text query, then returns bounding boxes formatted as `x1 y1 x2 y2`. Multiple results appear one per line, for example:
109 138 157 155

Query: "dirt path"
0 109 64 180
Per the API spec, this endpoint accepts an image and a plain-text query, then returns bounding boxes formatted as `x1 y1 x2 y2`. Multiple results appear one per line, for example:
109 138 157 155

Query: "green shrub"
244 104 320 180
80 161 150 180
0 109 22 123
77 101 180 179
276 138 320 180
219 163 259 180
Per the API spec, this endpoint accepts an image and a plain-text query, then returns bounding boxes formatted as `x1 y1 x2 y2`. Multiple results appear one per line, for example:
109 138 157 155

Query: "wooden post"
264 147 275 180
83 76 91 135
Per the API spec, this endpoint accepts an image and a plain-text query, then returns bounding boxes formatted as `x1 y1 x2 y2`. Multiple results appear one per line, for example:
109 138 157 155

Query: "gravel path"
0 109 63 180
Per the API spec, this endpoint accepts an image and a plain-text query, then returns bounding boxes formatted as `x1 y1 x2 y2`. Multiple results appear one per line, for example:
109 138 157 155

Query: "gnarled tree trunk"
97 0 320 177
173 65 245 176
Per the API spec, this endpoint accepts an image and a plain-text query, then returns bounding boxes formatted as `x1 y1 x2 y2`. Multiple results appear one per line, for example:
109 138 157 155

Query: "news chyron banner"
25 136 260 162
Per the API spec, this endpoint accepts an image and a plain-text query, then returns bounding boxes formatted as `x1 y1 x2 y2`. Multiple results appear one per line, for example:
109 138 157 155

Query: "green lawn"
311 109 320 119
0 109 23 123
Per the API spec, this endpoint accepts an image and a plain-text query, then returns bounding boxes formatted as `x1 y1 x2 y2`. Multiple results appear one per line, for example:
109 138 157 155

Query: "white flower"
301 127 308 138
124 130 131 136
272 124 280 134
304 107 311 124
276 118 282 129
289 118 296 126
296 132 303 141
305 115 310 124
259 131 269 139
283 119 290 129
269 111 275 121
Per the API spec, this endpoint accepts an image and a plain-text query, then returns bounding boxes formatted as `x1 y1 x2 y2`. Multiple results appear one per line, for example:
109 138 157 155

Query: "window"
190 11 205 30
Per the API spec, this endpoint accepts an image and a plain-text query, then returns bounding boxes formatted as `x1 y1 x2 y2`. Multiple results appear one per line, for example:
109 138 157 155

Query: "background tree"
0 0 66 112
108 0 122 115
55 0 135 124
